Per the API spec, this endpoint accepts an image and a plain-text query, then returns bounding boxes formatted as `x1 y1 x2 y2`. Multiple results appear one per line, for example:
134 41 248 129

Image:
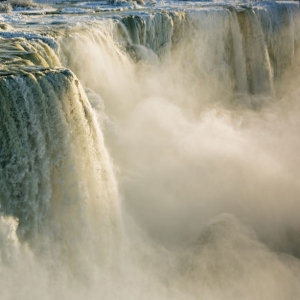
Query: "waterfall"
0 55 121 272
57 3 300 114
1 1 300 299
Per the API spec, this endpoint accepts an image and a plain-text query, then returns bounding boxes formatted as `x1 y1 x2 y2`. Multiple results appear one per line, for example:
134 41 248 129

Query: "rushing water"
1 1 300 299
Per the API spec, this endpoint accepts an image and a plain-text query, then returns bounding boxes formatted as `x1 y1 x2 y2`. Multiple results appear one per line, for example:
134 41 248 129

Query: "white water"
1 2 300 299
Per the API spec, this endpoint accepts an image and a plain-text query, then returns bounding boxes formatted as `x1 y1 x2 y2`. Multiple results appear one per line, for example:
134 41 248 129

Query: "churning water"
1 1 300 299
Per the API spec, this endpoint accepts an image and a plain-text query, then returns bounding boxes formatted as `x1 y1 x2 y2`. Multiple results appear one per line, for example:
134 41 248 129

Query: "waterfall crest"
56 3 300 116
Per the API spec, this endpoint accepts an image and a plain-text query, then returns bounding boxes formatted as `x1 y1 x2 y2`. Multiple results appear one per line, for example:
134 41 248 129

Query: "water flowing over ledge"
1 1 300 300
0 64 121 266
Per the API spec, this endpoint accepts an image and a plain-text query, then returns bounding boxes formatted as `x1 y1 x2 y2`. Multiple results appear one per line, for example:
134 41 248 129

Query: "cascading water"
1 1 300 299
0 37 122 284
